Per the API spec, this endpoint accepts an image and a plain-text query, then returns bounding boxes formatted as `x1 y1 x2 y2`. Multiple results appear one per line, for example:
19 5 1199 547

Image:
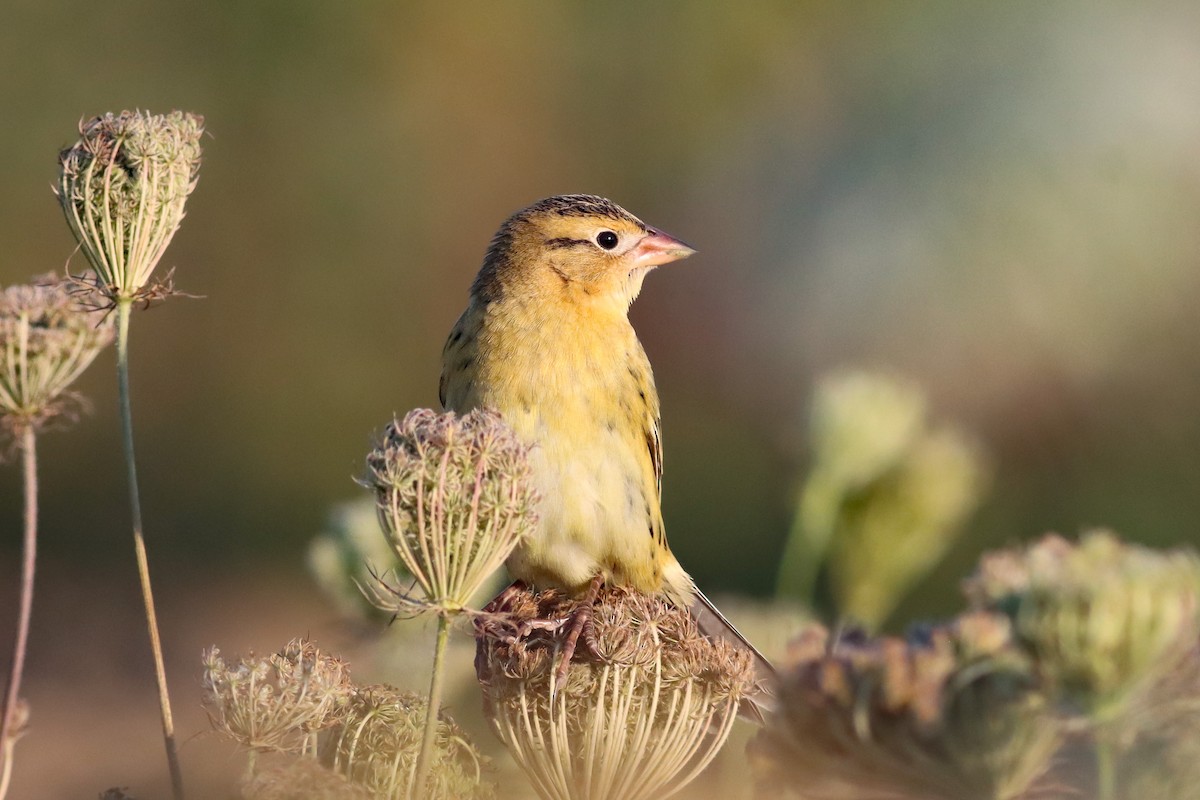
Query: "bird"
440 194 772 710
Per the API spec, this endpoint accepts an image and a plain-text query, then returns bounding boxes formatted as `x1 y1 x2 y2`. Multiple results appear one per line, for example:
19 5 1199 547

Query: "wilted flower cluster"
239 757 373 800
965 530 1200 722
756 613 1060 800
202 639 352 754
202 640 493 799
476 586 756 800
780 370 988 626
362 408 538 615
57 110 204 302
324 685 492 800
0 274 113 437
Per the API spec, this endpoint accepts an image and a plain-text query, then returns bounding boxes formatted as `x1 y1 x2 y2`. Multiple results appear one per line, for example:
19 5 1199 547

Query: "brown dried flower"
965 530 1200 722
323 684 493 800
239 757 373 800
202 640 352 755
757 614 1061 800
57 110 204 303
476 586 756 800
362 408 538 615
0 273 113 438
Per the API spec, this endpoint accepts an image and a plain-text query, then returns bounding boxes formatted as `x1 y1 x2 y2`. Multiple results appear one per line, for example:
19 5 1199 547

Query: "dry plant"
965 530 1200 798
0 274 113 799
324 685 492 800
755 612 1060 800
476 585 756 800
202 640 353 762
239 757 373 800
202 640 492 799
56 109 204 800
361 407 537 797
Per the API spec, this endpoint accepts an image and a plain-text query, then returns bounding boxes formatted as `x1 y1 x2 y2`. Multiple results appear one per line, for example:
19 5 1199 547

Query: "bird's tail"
690 587 777 725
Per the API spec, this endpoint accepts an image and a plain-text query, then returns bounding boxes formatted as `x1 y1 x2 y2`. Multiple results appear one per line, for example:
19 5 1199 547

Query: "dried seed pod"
757 615 1060 800
362 408 537 615
476 586 756 800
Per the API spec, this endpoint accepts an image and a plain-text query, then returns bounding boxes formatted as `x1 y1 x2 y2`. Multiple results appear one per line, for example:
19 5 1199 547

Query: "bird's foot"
551 574 605 695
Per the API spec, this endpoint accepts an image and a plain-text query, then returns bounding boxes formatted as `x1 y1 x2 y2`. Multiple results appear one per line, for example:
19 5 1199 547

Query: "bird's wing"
647 416 663 499
439 308 479 412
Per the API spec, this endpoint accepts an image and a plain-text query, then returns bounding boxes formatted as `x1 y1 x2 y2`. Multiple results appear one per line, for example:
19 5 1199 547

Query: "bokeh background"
2 1 1200 796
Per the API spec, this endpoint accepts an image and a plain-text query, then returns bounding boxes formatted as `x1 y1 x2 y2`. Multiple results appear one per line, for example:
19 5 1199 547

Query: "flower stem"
1095 725 1117 800
116 298 184 800
0 427 37 800
411 613 452 800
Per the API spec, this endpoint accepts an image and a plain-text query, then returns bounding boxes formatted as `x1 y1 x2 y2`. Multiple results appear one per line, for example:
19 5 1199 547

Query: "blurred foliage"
778 370 989 628
0 1 1198 624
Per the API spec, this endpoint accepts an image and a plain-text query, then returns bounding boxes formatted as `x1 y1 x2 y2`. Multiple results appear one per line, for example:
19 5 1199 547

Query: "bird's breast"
448 297 667 595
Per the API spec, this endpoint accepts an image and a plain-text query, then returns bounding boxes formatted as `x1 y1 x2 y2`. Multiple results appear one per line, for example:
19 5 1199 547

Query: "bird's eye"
596 230 619 250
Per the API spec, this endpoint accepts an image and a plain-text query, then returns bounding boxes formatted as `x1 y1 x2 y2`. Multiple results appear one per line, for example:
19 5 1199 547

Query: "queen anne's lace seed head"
57 110 203 302
476 586 755 800
362 408 538 615
323 684 494 800
201 639 352 754
965 530 1200 722
756 615 1060 800
0 273 113 440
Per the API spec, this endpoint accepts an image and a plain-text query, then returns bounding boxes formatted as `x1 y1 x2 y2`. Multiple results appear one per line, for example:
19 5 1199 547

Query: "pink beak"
630 228 696 268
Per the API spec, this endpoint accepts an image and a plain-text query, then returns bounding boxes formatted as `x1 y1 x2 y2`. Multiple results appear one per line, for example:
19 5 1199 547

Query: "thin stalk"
0 427 37 800
411 614 452 800
1095 726 1117 800
115 298 184 800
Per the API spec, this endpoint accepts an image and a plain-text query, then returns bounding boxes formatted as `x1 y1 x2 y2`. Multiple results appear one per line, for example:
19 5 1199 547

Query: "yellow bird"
440 194 769 690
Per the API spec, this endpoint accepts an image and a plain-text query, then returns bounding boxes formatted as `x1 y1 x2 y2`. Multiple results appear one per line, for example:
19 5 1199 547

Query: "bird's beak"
630 228 696 268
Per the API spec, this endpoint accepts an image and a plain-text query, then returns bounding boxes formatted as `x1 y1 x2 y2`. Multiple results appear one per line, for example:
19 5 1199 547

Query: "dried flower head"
362 408 538 615
57 110 204 303
476 586 756 800
756 614 1061 800
324 685 493 800
0 274 113 438
965 531 1200 722
239 757 373 800
202 639 352 754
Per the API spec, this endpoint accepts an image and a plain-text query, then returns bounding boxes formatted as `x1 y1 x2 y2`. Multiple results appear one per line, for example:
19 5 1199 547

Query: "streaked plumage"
440 196 774 717
439 195 692 605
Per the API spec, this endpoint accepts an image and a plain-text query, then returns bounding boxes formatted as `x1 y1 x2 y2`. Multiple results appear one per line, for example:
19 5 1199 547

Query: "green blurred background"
3 1 1200 791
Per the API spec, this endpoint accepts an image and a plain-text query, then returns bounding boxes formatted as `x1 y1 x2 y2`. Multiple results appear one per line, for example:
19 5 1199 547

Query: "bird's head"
473 194 695 310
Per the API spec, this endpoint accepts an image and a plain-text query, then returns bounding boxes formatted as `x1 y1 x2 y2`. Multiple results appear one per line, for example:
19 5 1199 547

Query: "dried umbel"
239 757 374 800
202 640 352 755
756 614 1060 800
362 408 537 614
1115 651 1200 800
476 586 756 800
965 531 1200 722
0 274 113 436
323 685 493 800
57 110 204 302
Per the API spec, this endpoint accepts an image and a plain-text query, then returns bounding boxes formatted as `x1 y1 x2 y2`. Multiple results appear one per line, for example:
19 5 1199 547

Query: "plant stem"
1095 724 1117 800
411 613 452 800
116 298 184 800
0 427 37 800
